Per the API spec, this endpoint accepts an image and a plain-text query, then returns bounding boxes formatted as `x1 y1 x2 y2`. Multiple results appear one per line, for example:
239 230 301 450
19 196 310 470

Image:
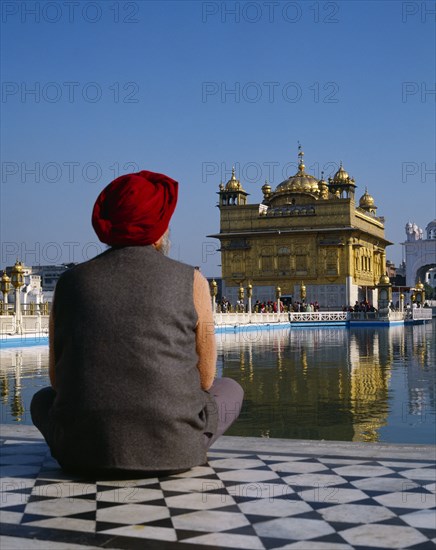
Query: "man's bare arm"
193 269 216 390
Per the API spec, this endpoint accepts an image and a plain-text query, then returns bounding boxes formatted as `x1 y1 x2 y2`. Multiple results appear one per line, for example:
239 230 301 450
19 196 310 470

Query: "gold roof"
275 170 320 195
359 187 375 208
225 167 244 191
275 147 320 195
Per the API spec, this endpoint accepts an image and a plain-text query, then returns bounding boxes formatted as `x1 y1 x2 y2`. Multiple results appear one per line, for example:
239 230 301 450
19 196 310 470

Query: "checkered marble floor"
1 427 435 550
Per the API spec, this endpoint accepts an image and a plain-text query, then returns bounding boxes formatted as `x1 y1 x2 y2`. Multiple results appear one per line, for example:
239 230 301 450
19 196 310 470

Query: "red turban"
92 171 178 246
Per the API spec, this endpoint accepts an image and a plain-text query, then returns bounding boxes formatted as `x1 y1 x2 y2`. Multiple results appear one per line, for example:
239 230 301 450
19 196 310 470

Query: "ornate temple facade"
209 147 392 308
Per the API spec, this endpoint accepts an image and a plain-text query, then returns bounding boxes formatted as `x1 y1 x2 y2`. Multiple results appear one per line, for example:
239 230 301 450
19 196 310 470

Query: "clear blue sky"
1 0 435 276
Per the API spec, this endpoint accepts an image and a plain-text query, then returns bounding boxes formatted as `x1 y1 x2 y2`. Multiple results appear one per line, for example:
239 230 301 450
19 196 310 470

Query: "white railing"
215 309 430 326
288 311 348 323
214 312 288 326
0 315 49 336
411 308 433 321
388 311 404 322
350 311 404 321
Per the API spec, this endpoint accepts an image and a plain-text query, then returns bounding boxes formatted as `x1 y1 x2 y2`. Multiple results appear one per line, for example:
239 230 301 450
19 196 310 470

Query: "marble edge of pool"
1 424 434 461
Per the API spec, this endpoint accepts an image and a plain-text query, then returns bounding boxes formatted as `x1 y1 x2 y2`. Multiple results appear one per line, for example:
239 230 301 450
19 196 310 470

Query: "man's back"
50 246 215 472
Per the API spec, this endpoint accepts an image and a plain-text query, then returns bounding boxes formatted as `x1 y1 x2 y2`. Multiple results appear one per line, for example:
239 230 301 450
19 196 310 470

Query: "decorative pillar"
210 279 218 313
377 275 392 318
400 293 404 313
247 283 252 316
238 285 244 313
1 271 11 315
346 238 353 307
414 280 425 307
275 285 281 316
11 262 24 334
300 281 306 303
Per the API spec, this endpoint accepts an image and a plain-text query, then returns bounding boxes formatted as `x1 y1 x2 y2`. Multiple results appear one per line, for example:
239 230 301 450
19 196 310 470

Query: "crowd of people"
216 298 323 313
216 295 431 317
291 301 320 312
343 300 377 313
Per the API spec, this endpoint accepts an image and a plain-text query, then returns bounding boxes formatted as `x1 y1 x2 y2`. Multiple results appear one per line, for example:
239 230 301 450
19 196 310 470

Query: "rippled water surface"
1 321 435 443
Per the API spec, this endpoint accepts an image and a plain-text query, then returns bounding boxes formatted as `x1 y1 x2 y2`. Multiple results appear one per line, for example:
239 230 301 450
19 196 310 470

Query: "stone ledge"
2 424 434 460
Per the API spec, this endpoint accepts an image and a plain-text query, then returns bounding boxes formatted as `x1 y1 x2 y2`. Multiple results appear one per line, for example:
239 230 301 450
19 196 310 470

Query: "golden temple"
209 145 392 308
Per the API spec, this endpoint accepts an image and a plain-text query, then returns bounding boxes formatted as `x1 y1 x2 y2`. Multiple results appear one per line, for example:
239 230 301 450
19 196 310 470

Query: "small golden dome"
379 274 390 285
333 163 350 182
262 180 272 196
1 271 10 282
318 171 328 187
415 279 424 290
225 167 242 191
12 261 25 279
359 187 375 208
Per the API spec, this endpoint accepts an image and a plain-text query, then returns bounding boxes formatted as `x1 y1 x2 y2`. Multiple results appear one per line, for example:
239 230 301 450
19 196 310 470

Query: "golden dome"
275 169 320 195
379 274 390 285
415 279 424 290
1 271 10 282
333 163 350 182
359 188 375 208
225 167 243 191
273 145 319 196
318 172 328 187
261 180 272 197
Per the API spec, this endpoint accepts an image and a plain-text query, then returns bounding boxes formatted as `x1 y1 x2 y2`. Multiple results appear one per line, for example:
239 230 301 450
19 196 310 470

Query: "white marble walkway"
1 425 435 550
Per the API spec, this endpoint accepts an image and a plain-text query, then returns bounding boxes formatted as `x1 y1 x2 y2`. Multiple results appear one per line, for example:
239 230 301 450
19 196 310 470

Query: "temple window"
296 254 307 272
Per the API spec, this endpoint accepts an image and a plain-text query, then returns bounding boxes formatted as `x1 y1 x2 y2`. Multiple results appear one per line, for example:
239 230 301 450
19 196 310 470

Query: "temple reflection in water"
0 347 48 423
217 322 435 443
0 323 434 443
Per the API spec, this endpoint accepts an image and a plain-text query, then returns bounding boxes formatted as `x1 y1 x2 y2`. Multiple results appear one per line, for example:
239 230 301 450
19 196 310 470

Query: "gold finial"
297 141 305 172
297 141 303 153
210 278 218 297
231 166 236 180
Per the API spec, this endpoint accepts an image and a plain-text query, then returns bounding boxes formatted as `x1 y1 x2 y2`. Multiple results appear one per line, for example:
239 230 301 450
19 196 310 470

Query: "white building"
403 220 436 287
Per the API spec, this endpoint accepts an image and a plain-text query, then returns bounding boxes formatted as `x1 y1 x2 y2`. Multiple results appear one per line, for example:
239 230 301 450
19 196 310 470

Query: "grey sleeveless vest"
49 246 217 472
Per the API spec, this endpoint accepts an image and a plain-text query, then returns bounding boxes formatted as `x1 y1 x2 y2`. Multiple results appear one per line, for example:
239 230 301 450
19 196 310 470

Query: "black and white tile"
1 435 435 550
